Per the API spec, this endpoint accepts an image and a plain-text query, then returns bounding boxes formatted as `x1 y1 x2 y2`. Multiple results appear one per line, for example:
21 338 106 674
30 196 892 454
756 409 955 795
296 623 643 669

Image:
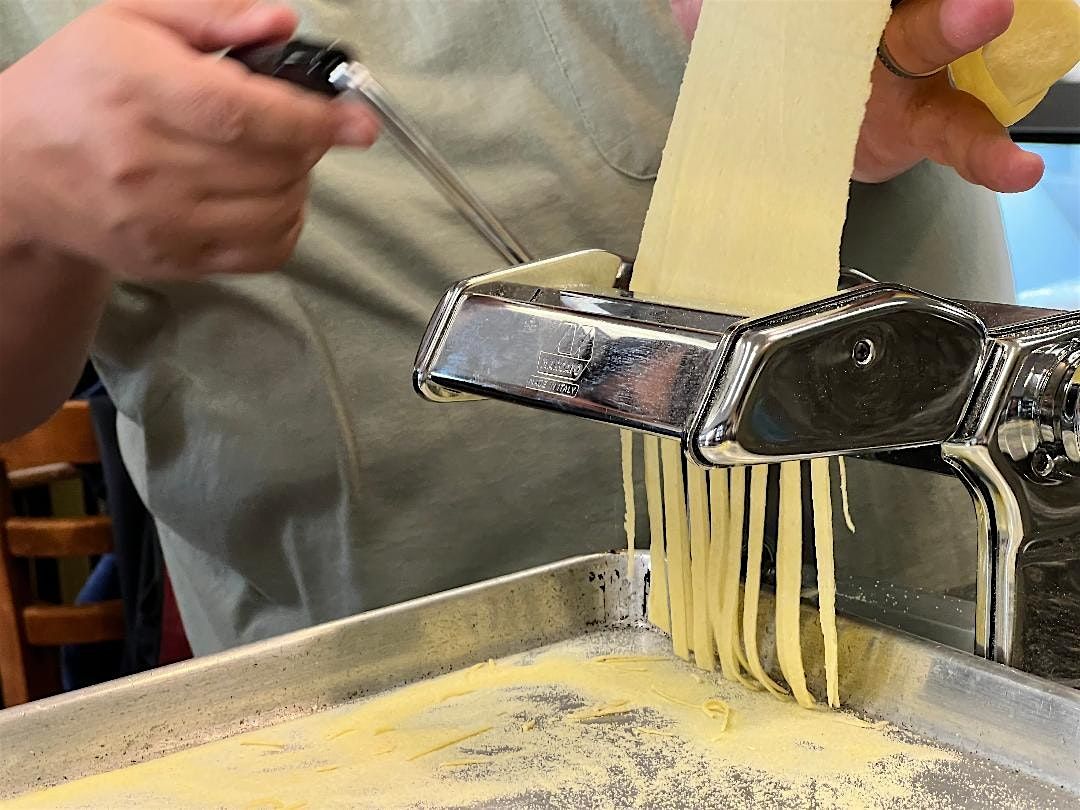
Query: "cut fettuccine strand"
644 436 671 632
775 461 815 709
743 465 788 698
620 430 637 581
660 439 692 660
687 464 715 670
812 457 840 708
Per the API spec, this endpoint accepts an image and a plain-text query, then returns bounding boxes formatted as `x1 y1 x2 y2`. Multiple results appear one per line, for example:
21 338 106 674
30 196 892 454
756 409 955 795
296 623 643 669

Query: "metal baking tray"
1 552 1078 807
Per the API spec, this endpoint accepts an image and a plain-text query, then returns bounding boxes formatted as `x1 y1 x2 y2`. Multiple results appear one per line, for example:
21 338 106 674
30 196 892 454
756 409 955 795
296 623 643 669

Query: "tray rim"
1 551 1077 799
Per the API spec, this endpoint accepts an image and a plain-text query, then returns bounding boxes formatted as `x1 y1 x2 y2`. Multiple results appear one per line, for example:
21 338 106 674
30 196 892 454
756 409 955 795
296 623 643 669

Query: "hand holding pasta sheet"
670 0 1048 193
855 0 1045 192
0 0 380 282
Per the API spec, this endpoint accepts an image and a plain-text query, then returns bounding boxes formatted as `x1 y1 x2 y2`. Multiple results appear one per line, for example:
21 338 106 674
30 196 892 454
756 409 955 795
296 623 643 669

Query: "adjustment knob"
999 338 1080 470
1060 358 1080 463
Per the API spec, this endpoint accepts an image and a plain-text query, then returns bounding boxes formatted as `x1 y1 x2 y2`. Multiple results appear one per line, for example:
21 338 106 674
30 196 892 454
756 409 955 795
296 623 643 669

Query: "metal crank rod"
225 38 532 266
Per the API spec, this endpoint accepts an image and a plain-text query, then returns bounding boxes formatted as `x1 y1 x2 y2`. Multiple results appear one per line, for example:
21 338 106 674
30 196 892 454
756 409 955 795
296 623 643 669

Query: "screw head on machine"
852 337 876 367
1031 448 1056 478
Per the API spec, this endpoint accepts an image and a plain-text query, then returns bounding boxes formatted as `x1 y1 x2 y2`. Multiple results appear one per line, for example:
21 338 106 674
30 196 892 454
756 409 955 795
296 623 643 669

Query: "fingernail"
335 114 379 147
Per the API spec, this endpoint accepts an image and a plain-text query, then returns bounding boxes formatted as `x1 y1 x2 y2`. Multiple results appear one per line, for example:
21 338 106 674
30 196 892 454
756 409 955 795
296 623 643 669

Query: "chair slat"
0 401 123 706
23 601 125 646
6 516 114 558
0 402 99 470
7 463 81 491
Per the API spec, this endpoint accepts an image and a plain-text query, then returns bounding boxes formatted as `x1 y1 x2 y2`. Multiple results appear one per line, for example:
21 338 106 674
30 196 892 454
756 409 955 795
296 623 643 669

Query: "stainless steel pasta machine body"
413 249 1080 685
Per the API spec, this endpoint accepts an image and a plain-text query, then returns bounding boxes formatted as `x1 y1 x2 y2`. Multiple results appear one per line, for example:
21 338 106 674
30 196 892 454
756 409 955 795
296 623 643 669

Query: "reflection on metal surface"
691 289 985 465
997 338 1080 468
944 314 1080 679
1019 533 1080 687
835 575 976 652
946 443 1026 666
413 250 629 405
0 553 1077 801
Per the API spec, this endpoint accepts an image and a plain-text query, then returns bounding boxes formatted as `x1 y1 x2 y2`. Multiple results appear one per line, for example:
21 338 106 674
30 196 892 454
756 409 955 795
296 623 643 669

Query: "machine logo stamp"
527 322 594 397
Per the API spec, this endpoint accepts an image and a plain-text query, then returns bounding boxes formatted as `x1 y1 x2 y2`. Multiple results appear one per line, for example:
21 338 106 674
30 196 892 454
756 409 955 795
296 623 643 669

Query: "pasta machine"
413 249 1080 686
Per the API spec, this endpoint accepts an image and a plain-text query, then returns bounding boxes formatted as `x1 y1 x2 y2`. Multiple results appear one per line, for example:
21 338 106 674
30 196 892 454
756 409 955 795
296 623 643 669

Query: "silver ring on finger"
877 35 946 80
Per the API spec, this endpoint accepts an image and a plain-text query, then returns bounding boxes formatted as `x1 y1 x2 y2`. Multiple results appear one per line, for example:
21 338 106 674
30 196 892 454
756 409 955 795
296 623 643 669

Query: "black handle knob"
225 38 352 97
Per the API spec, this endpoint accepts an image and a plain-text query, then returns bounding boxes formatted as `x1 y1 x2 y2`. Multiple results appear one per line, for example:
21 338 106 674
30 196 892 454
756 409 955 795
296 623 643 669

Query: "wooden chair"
0 401 124 706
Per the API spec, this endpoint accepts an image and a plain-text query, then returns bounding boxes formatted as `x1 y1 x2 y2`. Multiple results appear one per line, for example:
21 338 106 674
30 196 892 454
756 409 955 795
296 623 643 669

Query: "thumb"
106 0 298 52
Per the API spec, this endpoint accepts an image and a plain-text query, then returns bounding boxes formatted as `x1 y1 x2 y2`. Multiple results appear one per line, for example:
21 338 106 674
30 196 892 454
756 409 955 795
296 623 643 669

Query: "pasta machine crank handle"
225 39 345 95
224 38 532 265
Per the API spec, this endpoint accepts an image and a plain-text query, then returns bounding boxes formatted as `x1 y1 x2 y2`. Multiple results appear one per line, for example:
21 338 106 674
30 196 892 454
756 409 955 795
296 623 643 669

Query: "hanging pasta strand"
775 461 815 708
812 457 840 708
730 472 752 676
742 465 788 697
644 436 670 632
720 468 751 683
620 430 637 581
687 463 715 670
705 467 728 638
837 456 857 534
660 439 693 659
708 470 751 687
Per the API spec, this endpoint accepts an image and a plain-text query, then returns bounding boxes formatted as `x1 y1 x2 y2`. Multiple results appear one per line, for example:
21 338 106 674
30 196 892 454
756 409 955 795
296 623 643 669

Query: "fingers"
196 193 307 275
204 217 304 275
185 179 309 242
331 104 382 148
149 57 379 156
153 58 335 153
107 0 298 52
113 180 310 276
190 176 310 274
885 0 1014 75
106 0 380 157
908 84 1044 191
669 0 701 41
168 140 309 196
861 0 1044 192
964 133 1044 193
